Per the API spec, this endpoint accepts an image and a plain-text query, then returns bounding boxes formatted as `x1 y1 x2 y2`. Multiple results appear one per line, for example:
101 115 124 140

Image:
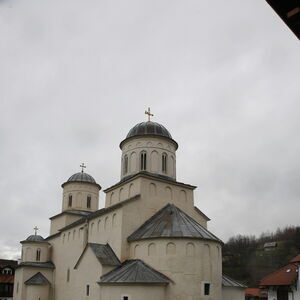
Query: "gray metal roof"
58 194 140 233
127 203 222 243
49 209 91 220
99 259 171 285
21 235 48 244
104 171 196 193
24 272 51 285
62 172 101 188
74 243 121 269
222 274 247 288
17 262 55 269
120 121 178 149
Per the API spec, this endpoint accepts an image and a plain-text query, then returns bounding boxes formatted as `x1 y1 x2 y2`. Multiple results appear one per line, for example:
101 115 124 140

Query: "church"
13 110 245 300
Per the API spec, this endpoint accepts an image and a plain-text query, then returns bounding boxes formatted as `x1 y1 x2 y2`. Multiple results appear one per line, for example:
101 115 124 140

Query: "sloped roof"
222 274 247 288
99 259 171 285
74 243 121 269
290 254 300 263
55 194 140 233
24 272 51 285
17 261 55 269
0 259 18 269
245 288 268 298
0 274 14 284
127 203 222 243
260 263 298 286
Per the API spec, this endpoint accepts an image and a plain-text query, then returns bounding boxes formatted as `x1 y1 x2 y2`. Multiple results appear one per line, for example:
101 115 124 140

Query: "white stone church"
13 113 245 300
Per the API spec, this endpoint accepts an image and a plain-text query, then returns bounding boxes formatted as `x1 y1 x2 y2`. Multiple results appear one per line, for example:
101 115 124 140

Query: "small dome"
26 235 45 242
120 121 178 149
62 172 101 189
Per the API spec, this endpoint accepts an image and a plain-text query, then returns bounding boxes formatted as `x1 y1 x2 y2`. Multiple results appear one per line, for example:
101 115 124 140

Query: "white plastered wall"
222 287 245 300
13 267 53 300
100 285 167 300
128 238 222 300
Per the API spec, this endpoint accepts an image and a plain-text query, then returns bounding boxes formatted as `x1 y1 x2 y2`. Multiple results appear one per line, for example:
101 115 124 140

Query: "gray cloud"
0 0 299 258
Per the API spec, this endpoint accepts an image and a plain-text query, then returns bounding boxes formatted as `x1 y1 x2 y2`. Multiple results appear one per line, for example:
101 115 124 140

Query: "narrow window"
16 282 19 293
123 155 128 174
204 283 210 296
123 296 129 300
162 153 167 173
87 196 91 208
86 284 90 296
68 194 72 207
67 268 70 282
36 249 41 261
140 152 147 171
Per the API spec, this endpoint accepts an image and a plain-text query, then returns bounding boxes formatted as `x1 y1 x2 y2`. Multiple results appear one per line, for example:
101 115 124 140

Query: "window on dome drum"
86 284 90 296
162 153 167 173
36 249 41 261
68 194 72 207
140 152 147 171
87 196 91 208
123 155 128 174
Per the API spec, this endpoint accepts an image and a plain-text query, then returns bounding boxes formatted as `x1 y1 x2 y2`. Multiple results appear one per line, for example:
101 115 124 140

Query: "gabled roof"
99 259 171 285
222 274 247 288
24 272 51 285
245 288 268 298
260 263 298 286
290 254 300 263
127 203 222 243
0 259 18 269
74 243 120 269
0 274 14 284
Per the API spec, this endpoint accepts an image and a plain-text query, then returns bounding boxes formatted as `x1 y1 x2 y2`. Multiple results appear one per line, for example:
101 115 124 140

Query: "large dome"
120 121 178 149
62 172 100 188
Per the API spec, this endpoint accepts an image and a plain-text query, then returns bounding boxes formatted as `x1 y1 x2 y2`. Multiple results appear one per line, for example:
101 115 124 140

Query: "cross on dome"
33 226 39 236
145 107 154 122
80 163 86 173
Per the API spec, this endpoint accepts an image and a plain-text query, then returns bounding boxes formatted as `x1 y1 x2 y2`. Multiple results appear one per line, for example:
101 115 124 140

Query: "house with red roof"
0 259 18 300
260 254 300 300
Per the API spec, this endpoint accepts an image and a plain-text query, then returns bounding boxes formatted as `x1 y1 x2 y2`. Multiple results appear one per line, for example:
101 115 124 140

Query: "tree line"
223 226 300 286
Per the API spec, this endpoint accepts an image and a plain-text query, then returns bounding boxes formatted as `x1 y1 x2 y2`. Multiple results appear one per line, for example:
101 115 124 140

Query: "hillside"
223 226 300 286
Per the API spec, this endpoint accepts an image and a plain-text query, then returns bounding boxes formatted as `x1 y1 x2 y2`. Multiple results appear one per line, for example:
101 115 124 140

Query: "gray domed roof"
21 235 48 244
67 172 96 184
62 172 101 188
120 121 178 149
26 235 45 242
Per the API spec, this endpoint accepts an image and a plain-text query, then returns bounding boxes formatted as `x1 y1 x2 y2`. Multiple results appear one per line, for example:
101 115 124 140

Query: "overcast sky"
0 0 299 259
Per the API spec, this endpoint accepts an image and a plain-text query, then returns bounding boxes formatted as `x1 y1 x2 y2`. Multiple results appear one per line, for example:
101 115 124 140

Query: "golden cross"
33 226 39 236
145 107 154 122
80 163 86 173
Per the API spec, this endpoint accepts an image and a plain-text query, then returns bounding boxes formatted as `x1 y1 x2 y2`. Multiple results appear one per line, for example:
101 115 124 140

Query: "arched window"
162 153 167 173
68 194 72 207
36 249 41 261
123 155 128 174
87 195 91 208
140 151 147 171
